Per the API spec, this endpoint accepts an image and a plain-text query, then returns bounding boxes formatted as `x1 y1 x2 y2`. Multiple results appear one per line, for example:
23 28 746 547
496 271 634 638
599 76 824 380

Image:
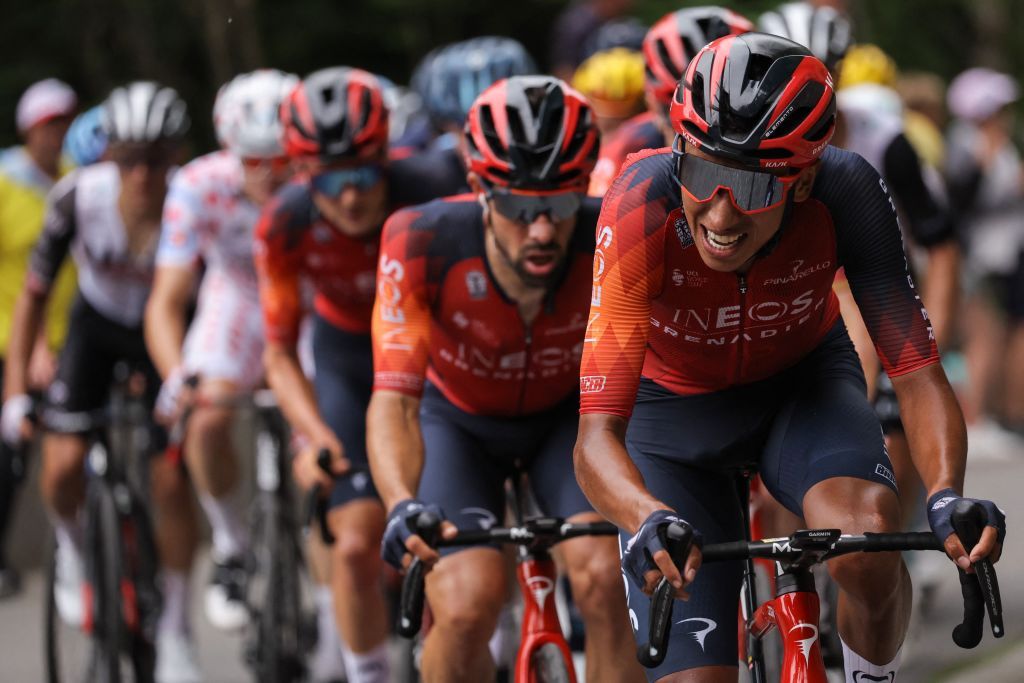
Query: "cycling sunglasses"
111 145 175 170
487 187 584 224
311 164 384 197
673 138 799 214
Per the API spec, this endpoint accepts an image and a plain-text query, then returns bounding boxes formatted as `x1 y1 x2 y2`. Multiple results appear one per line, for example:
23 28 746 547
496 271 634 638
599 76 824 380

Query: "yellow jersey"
0 147 77 355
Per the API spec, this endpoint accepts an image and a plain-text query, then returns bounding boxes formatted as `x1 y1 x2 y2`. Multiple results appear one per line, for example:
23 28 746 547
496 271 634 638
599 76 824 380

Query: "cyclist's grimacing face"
680 143 791 274
487 199 577 289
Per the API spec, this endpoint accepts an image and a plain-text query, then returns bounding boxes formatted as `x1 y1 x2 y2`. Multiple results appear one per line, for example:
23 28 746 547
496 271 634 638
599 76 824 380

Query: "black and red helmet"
280 67 389 163
643 7 754 107
464 76 599 192
671 32 836 169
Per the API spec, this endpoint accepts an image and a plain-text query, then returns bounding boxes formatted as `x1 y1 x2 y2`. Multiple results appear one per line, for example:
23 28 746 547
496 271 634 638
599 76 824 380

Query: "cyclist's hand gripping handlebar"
638 521 697 668
397 511 441 638
951 500 1004 648
303 448 336 544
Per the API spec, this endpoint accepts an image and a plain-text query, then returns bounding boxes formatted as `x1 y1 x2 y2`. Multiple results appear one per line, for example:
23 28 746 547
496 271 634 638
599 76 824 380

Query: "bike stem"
751 565 828 683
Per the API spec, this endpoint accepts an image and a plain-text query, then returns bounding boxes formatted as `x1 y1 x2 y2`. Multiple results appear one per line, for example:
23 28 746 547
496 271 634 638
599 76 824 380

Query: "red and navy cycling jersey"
589 112 665 197
580 145 939 418
372 195 600 417
254 158 466 346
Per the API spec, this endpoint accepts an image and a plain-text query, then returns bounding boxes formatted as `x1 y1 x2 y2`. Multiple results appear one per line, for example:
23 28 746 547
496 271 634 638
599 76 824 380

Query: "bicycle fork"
749 566 827 683
515 551 577 683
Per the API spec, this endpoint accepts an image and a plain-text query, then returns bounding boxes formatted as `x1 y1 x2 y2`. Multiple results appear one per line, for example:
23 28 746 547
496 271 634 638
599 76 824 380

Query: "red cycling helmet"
280 67 389 164
643 7 754 107
671 32 836 169
464 75 599 192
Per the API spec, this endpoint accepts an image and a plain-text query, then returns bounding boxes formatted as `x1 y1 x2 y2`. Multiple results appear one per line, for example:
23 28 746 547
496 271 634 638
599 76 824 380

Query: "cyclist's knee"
427 555 506 641
828 548 906 604
186 403 234 446
563 539 624 620
40 434 87 503
329 526 382 585
150 456 189 507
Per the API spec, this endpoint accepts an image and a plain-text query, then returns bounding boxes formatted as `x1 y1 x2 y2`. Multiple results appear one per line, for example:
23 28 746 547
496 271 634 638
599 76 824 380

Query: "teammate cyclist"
254 66 462 683
369 75 642 682
574 34 1005 683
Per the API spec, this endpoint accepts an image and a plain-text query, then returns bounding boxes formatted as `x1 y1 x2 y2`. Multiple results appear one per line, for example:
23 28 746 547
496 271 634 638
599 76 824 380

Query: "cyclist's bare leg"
421 547 507 682
885 431 922 528
151 454 199 571
184 379 240 498
557 511 645 682
326 499 388 652
40 433 87 521
802 476 911 664
655 667 736 682
184 378 246 560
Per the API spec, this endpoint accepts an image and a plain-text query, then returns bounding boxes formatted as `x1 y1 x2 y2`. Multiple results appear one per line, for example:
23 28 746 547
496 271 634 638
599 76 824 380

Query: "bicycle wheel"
89 482 124 682
44 534 91 683
530 642 573 683
245 493 308 683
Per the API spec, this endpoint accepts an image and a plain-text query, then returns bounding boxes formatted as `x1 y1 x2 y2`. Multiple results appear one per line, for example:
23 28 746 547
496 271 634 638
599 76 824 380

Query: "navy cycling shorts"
310 315 379 508
622 323 898 679
417 384 592 555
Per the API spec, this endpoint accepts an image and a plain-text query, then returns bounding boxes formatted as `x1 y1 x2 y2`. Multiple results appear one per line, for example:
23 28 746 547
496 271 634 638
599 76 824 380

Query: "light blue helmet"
413 36 537 129
63 105 108 167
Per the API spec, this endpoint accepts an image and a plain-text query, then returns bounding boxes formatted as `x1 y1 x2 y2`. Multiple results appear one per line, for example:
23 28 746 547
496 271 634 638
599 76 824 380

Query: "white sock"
310 585 346 682
841 637 902 682
197 491 246 561
157 570 190 637
52 514 84 555
341 641 390 683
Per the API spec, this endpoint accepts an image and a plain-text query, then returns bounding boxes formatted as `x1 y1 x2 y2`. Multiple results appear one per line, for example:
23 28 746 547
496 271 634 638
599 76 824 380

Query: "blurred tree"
0 0 1022 151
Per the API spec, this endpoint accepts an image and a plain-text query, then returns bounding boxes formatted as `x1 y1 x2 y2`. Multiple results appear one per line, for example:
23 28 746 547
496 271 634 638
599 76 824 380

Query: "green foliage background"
1 0 1021 151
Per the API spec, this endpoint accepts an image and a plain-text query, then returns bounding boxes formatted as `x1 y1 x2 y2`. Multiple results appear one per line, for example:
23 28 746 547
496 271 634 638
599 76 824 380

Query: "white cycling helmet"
103 81 190 143
758 1 852 72
214 69 298 158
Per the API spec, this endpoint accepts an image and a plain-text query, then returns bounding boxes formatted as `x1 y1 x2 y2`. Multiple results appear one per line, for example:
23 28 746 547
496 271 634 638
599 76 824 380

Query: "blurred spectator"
944 67 1024 446
0 78 79 598
897 71 948 169
572 47 645 138
549 0 634 81
580 16 647 61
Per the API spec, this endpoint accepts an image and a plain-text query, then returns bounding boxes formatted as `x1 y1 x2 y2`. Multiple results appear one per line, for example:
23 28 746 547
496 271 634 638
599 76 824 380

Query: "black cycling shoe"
205 556 248 630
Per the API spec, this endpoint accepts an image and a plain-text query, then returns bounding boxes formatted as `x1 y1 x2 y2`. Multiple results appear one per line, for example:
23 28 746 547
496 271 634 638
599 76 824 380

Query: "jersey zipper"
734 273 747 385
516 325 533 415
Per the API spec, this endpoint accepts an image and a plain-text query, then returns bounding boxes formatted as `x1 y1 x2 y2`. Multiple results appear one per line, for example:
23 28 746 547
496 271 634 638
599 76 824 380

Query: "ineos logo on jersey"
656 290 827 344
377 254 411 350
586 225 614 344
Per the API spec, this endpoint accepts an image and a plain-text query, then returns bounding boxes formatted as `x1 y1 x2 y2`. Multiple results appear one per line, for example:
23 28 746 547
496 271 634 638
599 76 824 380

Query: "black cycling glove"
382 499 445 570
621 509 701 590
927 488 1006 549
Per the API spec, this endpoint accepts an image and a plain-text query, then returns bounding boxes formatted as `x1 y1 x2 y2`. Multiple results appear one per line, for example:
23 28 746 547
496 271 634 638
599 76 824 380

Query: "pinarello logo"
526 576 554 610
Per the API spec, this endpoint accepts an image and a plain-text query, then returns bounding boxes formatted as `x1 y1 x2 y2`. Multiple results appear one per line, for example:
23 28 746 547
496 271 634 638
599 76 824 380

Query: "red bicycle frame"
750 582 826 683
515 555 576 683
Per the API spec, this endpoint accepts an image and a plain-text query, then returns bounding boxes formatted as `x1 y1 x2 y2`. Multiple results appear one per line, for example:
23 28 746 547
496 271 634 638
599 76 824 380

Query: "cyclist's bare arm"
3 286 48 401
366 390 423 512
891 364 1000 564
263 340 337 453
143 265 195 379
574 413 700 595
920 241 960 350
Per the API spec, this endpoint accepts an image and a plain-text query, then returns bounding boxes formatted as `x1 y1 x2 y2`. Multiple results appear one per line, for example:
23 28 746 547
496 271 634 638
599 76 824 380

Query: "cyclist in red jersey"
574 34 1005 683
369 76 642 681
254 67 462 683
588 6 753 197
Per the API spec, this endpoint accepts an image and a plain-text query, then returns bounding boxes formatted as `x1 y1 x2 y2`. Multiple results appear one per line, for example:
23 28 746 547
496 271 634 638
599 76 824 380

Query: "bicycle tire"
530 642 573 683
94 483 124 682
247 493 306 683
44 533 91 683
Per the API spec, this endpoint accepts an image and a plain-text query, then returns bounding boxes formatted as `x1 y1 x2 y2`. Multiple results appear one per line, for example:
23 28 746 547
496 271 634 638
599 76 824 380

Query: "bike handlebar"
640 501 1004 668
396 514 618 639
